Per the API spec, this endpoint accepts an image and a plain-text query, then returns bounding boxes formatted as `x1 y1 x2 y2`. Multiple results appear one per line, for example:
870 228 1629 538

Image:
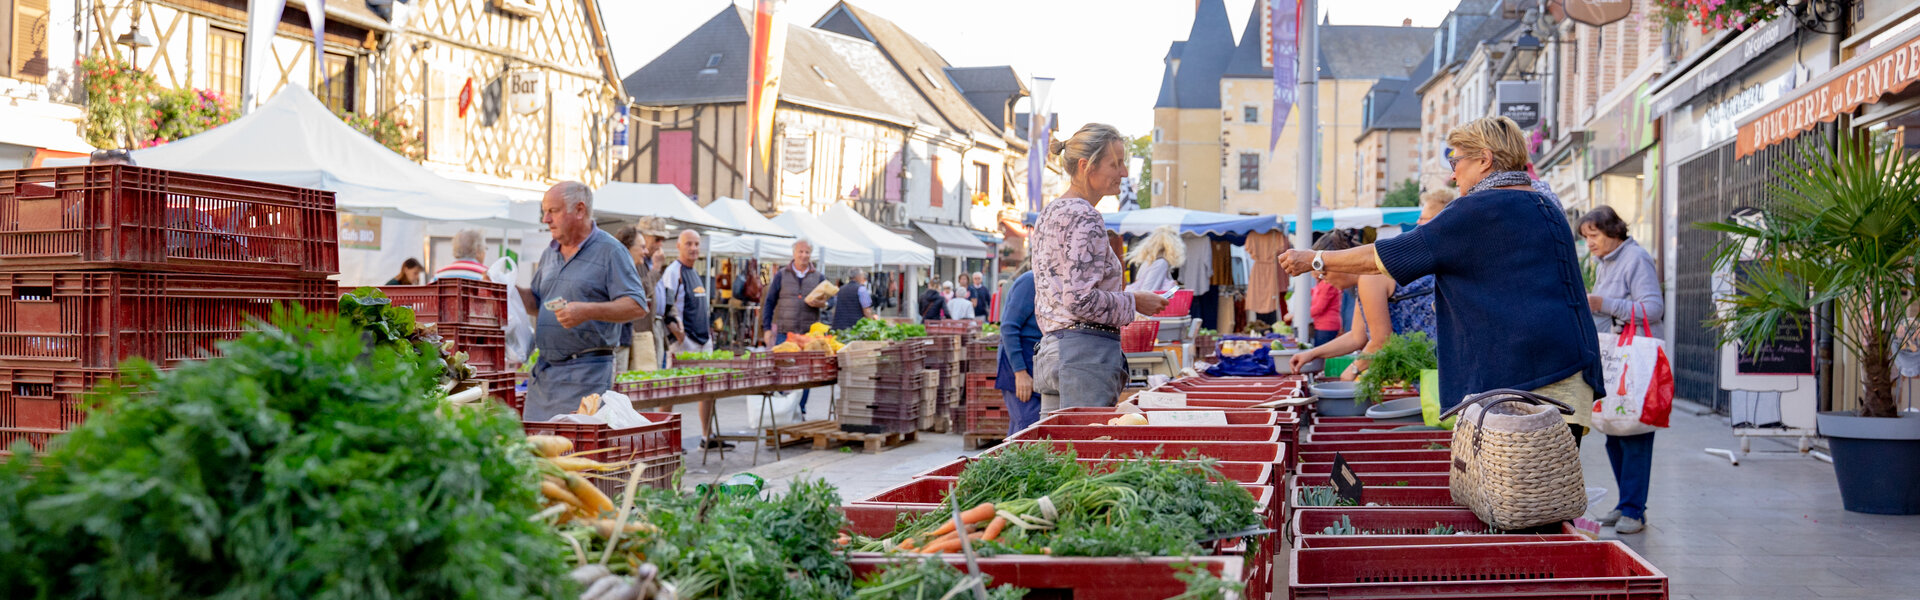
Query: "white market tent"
770 210 876 268
57 86 539 285
822 203 935 267
593 182 744 233
110 86 520 224
703 197 796 261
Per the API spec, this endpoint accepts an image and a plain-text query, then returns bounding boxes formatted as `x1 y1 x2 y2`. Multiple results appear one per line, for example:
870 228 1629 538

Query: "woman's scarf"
1466 170 1534 196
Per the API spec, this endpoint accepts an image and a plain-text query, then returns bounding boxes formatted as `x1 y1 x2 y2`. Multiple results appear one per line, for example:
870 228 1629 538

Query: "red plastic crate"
1299 439 1453 454
1311 422 1440 433
375 279 508 328
1307 430 1452 443
439 324 507 374
1292 472 1451 488
996 440 1284 464
854 477 1274 526
1297 449 1451 464
846 553 1243 600
0 272 337 368
1289 541 1667 599
1051 402 1280 413
0 426 59 455
0 366 124 430
1119 320 1160 352
0 165 337 276
1294 533 1586 548
1036 411 1282 427
963 372 997 389
1299 460 1450 475
1288 485 1459 510
1290 507 1505 538
522 412 682 497
472 370 517 413
1009 424 1283 443
912 456 1274 486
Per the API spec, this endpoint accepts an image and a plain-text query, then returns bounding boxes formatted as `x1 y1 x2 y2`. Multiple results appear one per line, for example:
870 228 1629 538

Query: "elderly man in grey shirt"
518 182 650 421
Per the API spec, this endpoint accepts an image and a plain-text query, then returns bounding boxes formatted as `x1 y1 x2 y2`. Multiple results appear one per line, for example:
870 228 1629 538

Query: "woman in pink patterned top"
1029 123 1171 410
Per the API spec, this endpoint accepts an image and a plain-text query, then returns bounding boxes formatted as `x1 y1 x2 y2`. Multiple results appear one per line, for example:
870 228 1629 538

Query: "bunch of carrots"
880 502 1009 554
528 434 657 539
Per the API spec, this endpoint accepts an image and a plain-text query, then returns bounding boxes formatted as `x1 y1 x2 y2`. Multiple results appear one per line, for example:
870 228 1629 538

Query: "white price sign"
1146 411 1228 426
1133 391 1187 409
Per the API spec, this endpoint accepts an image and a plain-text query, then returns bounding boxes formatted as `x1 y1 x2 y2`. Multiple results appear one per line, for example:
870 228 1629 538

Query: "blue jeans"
1312 329 1338 347
1606 431 1656 520
1005 388 1042 435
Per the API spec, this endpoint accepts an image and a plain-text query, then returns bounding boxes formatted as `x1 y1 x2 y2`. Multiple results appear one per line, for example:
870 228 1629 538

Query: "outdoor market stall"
700 197 799 349
822 203 935 321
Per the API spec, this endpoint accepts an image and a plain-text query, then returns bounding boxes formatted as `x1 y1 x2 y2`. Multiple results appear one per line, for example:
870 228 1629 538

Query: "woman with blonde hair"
1030 123 1171 410
1125 225 1183 293
1280 115 1603 440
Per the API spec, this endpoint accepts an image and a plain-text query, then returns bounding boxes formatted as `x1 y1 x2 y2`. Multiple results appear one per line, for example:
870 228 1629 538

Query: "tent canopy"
1104 206 1281 242
103 86 525 225
1283 207 1423 233
593 182 752 234
770 211 875 268
822 204 935 267
911 220 991 260
703 197 795 261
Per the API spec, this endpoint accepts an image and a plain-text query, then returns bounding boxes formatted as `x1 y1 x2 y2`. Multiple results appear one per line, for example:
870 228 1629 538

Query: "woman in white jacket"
1125 225 1183 293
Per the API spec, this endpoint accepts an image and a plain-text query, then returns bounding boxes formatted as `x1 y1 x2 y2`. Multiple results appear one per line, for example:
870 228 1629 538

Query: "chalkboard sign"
1732 261 1816 376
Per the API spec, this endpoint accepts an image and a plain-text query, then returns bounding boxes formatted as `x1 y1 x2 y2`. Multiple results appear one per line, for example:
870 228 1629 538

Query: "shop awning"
1103 206 1282 242
1283 207 1424 233
822 204 935 266
911 221 991 259
593 182 749 234
770 210 875 269
1735 23 1920 158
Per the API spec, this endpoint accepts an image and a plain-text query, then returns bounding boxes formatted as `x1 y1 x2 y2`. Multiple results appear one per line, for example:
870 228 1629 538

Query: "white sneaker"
1597 509 1622 525
1615 516 1645 534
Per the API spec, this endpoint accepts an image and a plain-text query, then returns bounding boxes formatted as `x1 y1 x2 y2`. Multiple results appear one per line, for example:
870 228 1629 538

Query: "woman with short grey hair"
1576 204 1663 535
434 229 489 281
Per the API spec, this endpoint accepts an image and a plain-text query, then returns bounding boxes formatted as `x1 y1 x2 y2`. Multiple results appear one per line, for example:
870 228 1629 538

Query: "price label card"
1146 410 1229 426
1133 391 1188 409
1331 453 1365 505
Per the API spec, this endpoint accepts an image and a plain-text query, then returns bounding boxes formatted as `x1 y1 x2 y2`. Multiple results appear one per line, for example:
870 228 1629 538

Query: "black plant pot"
1817 411 1920 515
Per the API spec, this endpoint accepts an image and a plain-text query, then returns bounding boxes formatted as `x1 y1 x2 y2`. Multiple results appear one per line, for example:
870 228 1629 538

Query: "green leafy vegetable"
1357 332 1438 404
675 350 736 361
854 558 1026 600
836 318 930 342
621 478 853 599
1167 561 1244 600
0 307 567 599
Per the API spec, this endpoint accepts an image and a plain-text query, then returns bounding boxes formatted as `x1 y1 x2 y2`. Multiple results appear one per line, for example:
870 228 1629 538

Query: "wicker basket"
1441 389 1586 530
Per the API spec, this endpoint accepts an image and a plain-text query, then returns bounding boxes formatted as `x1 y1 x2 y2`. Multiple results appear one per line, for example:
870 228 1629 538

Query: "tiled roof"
814 2 1004 136
1155 0 1237 109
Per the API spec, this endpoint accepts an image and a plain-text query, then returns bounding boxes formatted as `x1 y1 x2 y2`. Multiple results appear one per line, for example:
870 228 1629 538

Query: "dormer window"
918 67 944 90
699 53 722 75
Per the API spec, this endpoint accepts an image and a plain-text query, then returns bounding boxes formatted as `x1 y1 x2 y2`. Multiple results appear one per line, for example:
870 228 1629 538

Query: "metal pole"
1290 0 1318 339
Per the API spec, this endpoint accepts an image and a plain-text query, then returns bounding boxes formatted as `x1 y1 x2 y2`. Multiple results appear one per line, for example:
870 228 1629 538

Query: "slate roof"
1221 3 1431 82
1358 76 1422 136
815 2 1004 137
1154 43 1181 108
622 7 944 128
1153 0 1236 109
1223 2 1270 78
947 66 1027 131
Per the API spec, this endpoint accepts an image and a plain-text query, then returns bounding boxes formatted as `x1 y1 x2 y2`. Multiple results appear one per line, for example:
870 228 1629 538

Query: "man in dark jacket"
918 284 949 322
969 272 993 321
828 269 875 331
759 239 827 413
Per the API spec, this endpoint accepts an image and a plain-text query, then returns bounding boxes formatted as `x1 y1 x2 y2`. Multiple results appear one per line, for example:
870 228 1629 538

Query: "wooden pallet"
764 420 918 454
962 433 1005 451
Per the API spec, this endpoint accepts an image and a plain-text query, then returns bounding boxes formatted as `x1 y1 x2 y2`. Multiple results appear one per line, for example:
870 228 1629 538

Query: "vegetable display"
0 307 568 599
835 318 928 342
1356 332 1438 404
857 445 1261 560
853 557 1026 599
340 286 475 386
615 368 732 384
979 323 1000 336
674 350 736 361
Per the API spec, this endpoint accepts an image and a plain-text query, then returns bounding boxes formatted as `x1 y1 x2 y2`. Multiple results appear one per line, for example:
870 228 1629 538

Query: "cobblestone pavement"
667 387 1920 599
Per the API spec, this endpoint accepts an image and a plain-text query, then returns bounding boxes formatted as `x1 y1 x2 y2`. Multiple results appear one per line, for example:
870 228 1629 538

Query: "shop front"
1651 13 1832 419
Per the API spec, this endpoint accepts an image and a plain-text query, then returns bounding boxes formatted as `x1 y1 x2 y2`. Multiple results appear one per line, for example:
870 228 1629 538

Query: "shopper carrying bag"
1440 389 1587 530
1592 309 1673 436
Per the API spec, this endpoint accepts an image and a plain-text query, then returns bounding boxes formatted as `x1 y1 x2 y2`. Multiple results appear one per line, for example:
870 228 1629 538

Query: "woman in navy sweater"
1280 115 1603 440
996 268 1044 433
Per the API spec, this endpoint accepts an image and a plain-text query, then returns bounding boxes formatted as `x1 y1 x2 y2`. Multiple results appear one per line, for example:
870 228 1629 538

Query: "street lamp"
1499 28 1544 81
116 2 155 68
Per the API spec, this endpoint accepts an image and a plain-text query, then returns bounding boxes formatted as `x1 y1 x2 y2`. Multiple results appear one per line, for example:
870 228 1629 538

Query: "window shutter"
13 0 50 83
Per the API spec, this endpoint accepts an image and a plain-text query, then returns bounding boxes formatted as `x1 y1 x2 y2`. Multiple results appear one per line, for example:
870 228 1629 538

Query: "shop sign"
1737 30 1920 158
782 134 812 173
1699 72 1795 149
1553 0 1632 27
509 69 543 115
339 215 381 251
1496 81 1541 129
611 104 628 159
1649 17 1798 117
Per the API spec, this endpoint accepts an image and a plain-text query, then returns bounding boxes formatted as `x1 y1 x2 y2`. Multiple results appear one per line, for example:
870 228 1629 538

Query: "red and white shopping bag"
1592 309 1673 436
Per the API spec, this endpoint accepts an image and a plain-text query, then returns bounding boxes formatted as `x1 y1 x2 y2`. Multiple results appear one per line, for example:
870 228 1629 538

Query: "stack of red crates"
374 279 513 412
0 166 339 455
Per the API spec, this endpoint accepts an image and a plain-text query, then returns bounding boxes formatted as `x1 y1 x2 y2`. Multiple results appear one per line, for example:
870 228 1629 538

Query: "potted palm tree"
1699 132 1920 515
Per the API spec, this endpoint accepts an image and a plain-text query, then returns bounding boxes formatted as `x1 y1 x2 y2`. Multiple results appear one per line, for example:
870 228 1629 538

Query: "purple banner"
1271 0 1297 149
1028 77 1054 209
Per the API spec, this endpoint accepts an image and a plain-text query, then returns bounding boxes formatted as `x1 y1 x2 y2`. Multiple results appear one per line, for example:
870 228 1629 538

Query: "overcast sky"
599 1 1456 138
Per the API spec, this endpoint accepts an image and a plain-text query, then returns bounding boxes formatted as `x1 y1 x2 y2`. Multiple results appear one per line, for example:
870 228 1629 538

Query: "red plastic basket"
1299 460 1450 475
854 477 1274 526
522 412 683 497
1297 449 1451 464
846 552 1243 600
0 166 337 276
1008 424 1282 443
1036 411 1282 427
439 324 507 374
1290 507 1504 537
1299 439 1454 454
1289 541 1668 600
995 440 1284 464
1308 430 1452 443
1149 289 1193 317
375 279 508 328
1119 320 1160 352
1292 472 1451 488
912 457 1274 486
0 366 127 430
1294 533 1587 548
0 272 337 369
471 370 517 413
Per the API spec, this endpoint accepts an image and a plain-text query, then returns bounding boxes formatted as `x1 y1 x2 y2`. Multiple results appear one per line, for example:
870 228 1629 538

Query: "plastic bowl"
1311 381 1358 399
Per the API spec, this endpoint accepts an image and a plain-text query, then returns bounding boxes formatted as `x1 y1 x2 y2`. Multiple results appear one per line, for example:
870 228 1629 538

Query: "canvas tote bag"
1439 389 1587 530
1593 309 1674 436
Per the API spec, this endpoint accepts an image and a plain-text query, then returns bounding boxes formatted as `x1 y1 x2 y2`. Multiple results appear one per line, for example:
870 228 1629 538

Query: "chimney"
1403 18 1413 27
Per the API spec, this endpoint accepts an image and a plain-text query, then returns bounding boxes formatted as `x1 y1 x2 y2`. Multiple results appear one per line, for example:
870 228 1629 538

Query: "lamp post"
115 1 155 68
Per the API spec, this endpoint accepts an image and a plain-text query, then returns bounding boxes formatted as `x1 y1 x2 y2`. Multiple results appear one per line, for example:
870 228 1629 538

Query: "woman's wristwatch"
1312 251 1325 273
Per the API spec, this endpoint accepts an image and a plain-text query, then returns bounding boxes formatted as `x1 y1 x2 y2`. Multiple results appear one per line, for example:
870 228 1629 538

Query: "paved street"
663 389 1920 599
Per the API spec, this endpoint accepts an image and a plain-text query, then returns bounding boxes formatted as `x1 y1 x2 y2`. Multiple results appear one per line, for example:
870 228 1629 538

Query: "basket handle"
1439 388 1576 457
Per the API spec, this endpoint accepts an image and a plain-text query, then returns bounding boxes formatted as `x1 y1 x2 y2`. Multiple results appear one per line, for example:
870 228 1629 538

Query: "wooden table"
625 379 840 467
